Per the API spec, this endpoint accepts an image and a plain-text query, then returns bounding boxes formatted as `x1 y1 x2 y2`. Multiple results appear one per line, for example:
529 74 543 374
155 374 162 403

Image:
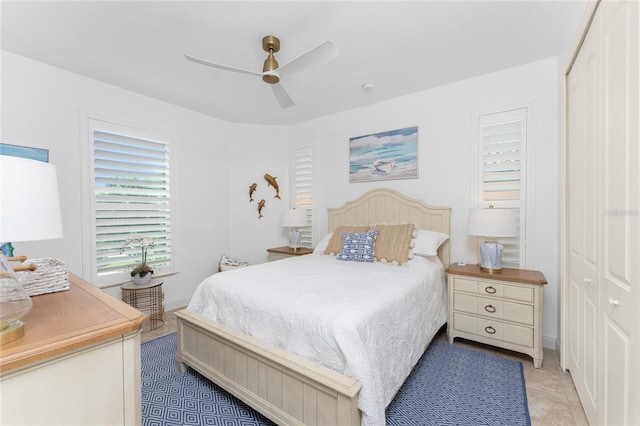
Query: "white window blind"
87 119 174 286
293 147 313 248
478 108 527 268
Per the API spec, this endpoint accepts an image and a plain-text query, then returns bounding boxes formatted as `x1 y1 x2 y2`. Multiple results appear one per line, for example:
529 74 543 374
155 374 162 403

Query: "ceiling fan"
185 35 338 109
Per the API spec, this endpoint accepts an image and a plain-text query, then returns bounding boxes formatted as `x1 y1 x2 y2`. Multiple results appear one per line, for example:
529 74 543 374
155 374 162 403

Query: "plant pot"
132 271 153 285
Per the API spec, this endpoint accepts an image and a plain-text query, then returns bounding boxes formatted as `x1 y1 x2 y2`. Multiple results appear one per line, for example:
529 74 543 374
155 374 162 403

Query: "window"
83 118 174 287
292 147 313 248
476 108 527 268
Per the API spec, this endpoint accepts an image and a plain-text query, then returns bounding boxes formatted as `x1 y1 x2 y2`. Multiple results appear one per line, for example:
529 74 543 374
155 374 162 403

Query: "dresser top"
0 273 146 373
446 263 547 286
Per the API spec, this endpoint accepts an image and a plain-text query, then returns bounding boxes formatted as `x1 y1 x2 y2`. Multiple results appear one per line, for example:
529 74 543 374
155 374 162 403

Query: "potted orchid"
120 234 154 285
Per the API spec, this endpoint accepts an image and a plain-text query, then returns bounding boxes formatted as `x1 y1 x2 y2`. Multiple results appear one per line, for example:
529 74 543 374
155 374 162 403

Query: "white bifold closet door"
564 1 639 425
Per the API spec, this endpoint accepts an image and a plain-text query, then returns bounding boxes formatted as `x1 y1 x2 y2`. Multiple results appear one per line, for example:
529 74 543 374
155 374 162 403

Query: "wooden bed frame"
176 188 451 426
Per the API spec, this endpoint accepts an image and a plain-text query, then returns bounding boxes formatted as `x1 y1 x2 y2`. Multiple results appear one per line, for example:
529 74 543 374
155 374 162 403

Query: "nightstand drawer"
453 278 533 303
453 312 533 348
453 293 534 325
267 246 314 262
454 278 505 298
268 252 292 261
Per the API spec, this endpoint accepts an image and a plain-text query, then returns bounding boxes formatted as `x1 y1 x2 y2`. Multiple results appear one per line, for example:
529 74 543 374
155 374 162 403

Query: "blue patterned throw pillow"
337 230 378 262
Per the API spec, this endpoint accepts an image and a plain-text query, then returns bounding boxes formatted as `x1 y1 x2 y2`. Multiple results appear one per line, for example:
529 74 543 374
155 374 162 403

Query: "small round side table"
121 280 165 332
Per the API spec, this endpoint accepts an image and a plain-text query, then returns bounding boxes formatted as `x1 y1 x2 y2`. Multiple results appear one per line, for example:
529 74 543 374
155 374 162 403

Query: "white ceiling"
1 1 588 126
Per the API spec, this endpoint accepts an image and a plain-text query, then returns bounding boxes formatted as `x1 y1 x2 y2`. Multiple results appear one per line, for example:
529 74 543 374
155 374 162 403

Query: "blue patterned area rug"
142 333 530 426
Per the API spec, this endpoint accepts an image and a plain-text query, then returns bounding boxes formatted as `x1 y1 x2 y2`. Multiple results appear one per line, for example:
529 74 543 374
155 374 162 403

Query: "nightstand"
445 263 547 368
121 280 165 332
267 246 314 261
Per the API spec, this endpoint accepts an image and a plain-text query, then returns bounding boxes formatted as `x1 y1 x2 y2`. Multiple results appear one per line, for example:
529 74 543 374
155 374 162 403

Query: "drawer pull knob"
584 277 592 284
485 286 497 294
485 305 496 313
608 298 620 307
484 326 496 334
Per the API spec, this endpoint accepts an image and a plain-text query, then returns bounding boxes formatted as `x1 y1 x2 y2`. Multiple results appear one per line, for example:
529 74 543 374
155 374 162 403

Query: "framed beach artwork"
349 126 418 183
0 143 49 163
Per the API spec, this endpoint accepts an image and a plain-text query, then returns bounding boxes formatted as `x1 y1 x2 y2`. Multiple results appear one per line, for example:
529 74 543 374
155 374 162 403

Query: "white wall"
289 57 561 348
1 51 288 309
228 123 290 265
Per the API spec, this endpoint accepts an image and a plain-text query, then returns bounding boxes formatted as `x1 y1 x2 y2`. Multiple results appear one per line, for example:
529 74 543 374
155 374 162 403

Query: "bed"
175 188 451 426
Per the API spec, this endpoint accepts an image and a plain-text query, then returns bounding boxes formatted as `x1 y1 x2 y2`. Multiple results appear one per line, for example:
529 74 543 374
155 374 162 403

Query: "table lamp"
281 208 307 251
0 155 63 344
467 206 517 273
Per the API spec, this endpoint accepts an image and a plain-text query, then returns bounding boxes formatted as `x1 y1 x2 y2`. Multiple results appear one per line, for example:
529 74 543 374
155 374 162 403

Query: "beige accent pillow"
371 223 416 265
324 225 370 255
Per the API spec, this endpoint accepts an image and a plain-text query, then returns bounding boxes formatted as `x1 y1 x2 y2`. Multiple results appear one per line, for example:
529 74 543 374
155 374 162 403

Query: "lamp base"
0 319 26 345
288 227 301 250
479 241 504 273
479 265 503 274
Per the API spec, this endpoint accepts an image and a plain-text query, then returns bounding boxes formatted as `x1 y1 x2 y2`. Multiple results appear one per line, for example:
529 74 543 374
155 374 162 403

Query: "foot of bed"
175 309 362 426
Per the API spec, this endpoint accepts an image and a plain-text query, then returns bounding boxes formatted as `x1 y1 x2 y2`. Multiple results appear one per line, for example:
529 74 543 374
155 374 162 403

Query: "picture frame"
349 126 418 183
0 143 49 163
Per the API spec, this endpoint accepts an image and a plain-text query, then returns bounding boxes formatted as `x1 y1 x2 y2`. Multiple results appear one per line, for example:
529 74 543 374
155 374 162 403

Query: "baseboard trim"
542 336 557 350
165 298 190 312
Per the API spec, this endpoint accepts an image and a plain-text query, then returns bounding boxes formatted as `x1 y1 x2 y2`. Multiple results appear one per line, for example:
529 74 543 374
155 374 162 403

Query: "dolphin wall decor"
263 173 281 199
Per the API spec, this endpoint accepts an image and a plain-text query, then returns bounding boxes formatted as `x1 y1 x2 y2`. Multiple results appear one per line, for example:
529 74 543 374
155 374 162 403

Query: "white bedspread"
187 254 447 426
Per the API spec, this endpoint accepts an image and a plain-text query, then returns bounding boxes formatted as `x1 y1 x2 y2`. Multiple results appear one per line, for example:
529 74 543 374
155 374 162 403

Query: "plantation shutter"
478 108 527 268
89 119 174 285
293 147 313 248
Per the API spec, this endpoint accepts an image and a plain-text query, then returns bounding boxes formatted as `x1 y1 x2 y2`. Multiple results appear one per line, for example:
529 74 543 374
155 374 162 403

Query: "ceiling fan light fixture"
262 53 280 84
263 72 280 84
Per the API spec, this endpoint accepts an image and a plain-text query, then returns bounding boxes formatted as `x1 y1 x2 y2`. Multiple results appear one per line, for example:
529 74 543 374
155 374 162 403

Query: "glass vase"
0 254 33 345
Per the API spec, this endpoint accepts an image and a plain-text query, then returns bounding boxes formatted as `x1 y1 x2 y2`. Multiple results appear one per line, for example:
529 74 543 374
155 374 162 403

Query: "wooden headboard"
327 188 451 266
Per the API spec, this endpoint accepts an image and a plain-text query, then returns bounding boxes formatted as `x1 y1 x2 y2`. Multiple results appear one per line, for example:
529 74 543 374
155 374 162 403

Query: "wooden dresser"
0 273 146 425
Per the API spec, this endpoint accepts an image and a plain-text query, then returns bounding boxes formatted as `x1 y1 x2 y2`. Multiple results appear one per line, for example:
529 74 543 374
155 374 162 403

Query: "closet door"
565 2 639 425
599 1 639 424
566 9 601 422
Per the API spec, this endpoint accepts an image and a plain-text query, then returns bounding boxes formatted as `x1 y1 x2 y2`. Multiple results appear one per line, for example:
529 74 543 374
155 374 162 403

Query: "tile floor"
142 309 589 426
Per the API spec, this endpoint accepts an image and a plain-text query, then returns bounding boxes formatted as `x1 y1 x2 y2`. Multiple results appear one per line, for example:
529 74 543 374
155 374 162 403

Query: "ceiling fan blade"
276 40 338 77
271 83 294 109
184 54 264 77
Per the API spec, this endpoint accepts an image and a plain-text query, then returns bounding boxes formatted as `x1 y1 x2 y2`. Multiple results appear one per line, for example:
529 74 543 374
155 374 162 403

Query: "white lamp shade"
281 208 307 227
0 155 64 242
467 208 517 238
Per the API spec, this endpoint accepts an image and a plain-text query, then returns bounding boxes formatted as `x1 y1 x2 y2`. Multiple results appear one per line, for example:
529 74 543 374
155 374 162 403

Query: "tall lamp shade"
281 208 307 251
0 155 64 344
467 207 517 272
1 156 63 242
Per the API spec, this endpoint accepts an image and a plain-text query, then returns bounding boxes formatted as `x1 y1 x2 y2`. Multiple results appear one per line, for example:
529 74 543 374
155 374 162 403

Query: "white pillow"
413 229 449 257
313 233 333 254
